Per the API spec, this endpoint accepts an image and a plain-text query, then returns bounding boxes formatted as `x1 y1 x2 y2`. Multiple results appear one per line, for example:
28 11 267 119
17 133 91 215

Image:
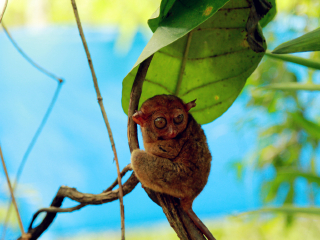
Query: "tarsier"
131 94 215 240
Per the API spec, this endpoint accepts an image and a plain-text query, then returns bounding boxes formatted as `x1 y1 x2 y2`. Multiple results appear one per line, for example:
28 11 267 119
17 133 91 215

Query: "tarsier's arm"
131 149 190 198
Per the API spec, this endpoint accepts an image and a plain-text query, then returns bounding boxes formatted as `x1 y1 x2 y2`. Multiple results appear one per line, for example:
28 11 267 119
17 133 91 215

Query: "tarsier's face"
132 95 196 140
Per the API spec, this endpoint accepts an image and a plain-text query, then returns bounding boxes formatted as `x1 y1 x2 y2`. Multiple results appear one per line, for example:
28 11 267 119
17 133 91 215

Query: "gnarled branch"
22 172 139 240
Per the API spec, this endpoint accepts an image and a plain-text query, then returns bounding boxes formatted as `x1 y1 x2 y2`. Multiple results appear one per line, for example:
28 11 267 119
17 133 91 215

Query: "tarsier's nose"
168 127 178 138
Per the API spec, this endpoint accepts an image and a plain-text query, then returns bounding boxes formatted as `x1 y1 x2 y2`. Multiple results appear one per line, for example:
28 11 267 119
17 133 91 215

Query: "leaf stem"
265 51 320 70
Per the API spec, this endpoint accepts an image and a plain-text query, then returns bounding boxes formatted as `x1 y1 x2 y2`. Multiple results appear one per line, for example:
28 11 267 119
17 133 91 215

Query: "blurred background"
0 0 320 239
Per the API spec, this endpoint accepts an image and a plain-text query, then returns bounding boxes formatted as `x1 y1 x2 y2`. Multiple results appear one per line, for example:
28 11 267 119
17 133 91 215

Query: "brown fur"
131 95 211 211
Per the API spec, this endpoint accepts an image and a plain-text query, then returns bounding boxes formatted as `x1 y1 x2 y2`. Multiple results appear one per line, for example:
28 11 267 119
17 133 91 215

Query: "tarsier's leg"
131 149 188 198
132 149 215 240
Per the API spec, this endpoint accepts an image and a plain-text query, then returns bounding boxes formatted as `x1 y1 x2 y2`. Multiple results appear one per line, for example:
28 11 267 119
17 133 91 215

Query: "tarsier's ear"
132 110 147 127
184 99 196 112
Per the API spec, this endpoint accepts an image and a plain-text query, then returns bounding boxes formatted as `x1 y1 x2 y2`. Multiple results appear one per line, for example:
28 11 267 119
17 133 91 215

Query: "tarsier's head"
132 95 196 140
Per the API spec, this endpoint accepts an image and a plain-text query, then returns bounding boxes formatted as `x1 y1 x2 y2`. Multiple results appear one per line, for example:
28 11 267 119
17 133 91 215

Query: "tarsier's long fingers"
187 209 216 240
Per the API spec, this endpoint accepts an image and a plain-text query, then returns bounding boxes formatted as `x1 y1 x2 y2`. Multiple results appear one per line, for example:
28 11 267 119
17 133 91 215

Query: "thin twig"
29 204 85 229
70 0 125 239
1 24 63 83
0 145 26 237
104 163 133 192
1 82 63 240
0 0 8 24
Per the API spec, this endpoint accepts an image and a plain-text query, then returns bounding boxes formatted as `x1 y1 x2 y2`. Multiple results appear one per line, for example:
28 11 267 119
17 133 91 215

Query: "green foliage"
238 13 320 215
122 0 267 124
273 27 320 54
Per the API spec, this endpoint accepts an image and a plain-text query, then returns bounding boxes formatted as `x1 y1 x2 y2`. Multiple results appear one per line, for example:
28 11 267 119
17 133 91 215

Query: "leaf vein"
188 48 250 60
144 79 174 94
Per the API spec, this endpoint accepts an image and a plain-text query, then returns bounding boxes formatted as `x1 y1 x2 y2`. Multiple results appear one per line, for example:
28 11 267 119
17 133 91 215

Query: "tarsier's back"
131 94 211 210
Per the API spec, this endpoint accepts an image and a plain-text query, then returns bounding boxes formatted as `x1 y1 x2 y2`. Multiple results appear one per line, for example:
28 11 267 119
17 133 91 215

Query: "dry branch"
70 0 125 238
23 173 139 240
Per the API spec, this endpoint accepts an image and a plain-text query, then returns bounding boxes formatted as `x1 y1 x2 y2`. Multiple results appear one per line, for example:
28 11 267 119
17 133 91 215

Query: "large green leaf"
272 27 320 54
122 0 269 124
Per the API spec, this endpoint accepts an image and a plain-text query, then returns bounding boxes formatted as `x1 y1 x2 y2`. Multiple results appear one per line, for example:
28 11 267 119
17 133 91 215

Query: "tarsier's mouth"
159 146 167 152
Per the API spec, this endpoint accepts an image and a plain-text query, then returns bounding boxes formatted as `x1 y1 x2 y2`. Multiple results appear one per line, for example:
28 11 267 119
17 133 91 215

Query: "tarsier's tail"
187 209 216 240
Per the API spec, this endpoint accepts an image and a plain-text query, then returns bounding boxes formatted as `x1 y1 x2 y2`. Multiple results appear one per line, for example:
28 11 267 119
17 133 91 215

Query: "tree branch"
127 56 154 152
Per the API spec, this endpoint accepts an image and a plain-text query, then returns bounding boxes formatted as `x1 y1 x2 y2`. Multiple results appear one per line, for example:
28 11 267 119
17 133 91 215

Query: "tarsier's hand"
144 138 185 159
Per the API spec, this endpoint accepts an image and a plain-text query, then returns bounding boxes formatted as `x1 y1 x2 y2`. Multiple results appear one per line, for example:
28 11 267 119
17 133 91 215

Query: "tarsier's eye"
173 114 184 124
154 117 167 129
